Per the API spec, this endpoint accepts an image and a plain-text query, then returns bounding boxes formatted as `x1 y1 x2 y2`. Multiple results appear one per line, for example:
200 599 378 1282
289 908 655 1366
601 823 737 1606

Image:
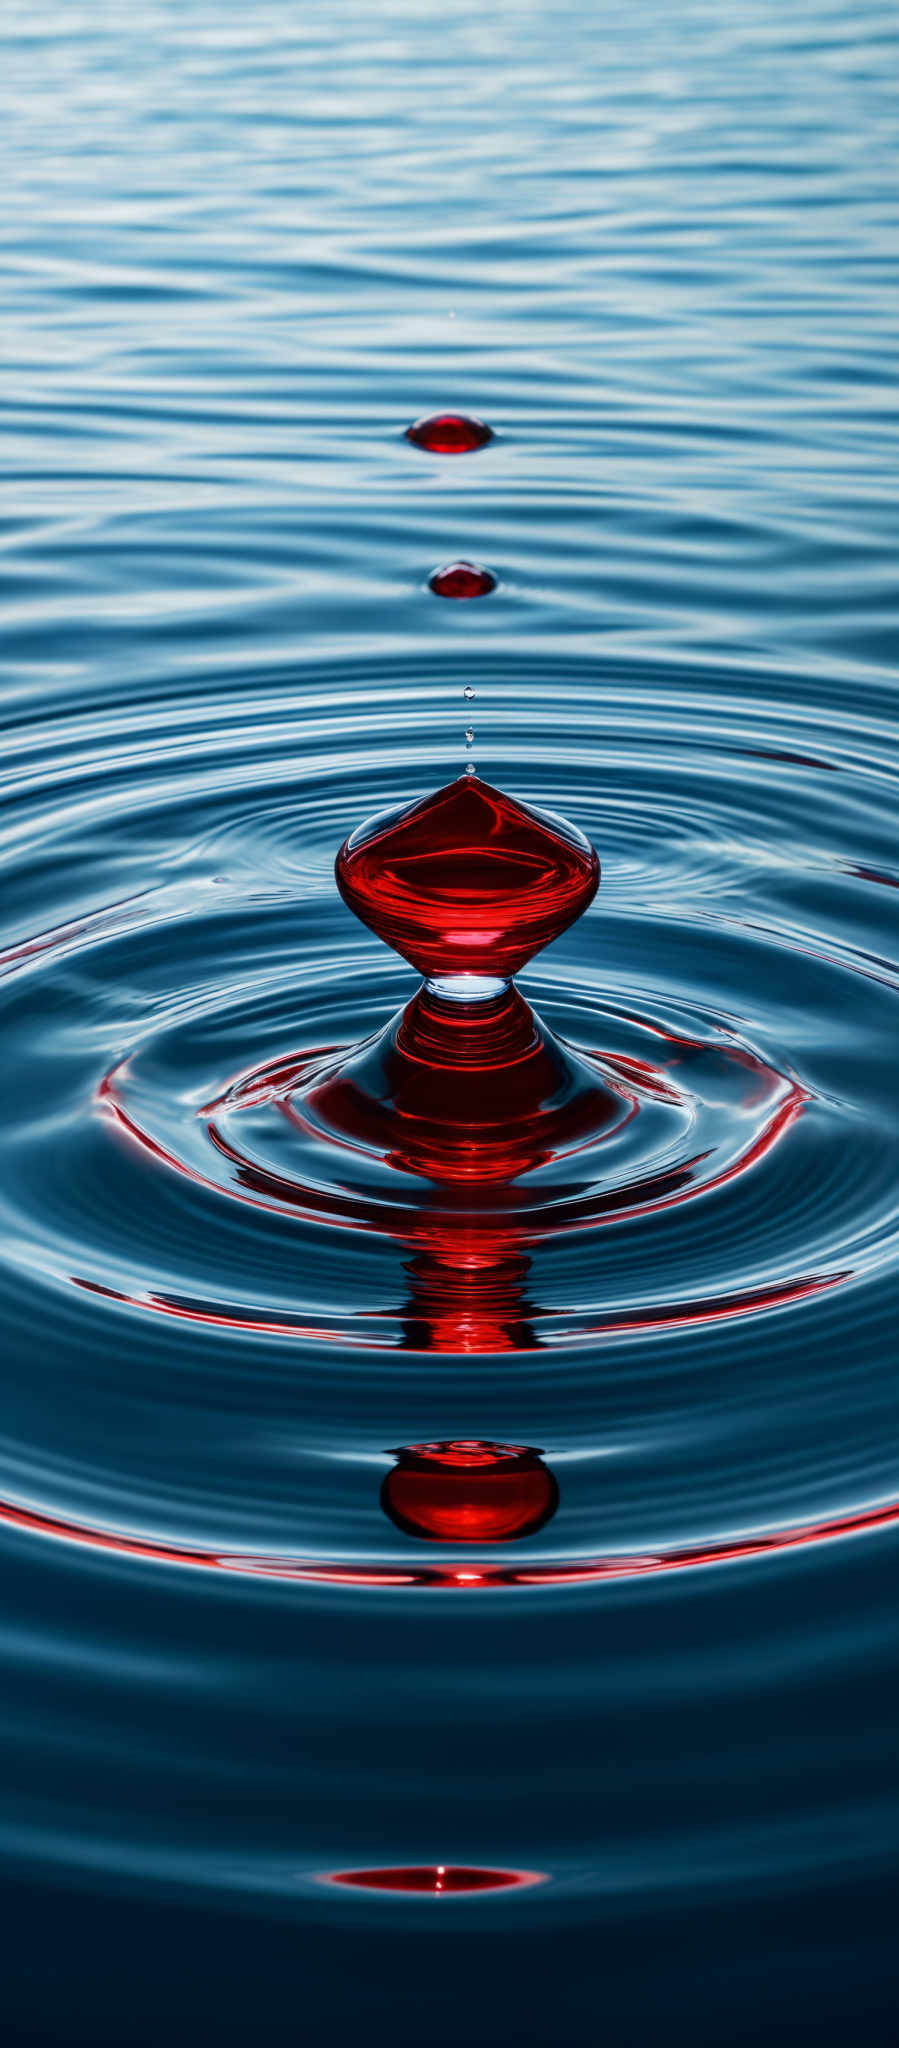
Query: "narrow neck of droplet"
425 973 510 1004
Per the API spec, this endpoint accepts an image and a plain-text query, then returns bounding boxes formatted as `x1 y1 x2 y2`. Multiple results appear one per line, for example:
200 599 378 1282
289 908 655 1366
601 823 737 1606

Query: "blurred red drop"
382 1440 558 1542
406 411 492 453
429 560 496 599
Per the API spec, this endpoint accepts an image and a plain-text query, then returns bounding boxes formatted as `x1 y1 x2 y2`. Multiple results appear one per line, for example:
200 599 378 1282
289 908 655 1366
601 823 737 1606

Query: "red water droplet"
429 561 496 599
406 412 492 453
324 1865 542 1893
336 773 599 983
382 1440 558 1542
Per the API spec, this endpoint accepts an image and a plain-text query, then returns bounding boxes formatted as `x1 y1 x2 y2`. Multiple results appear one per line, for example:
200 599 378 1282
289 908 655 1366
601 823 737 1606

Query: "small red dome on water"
406 412 493 453
381 1440 558 1543
429 560 496 599
335 772 599 983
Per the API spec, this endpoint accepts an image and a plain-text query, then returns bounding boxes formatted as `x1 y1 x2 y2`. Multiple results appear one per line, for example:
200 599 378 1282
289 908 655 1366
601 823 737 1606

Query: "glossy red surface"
428 560 495 598
323 1866 543 1893
382 1441 558 1542
335 773 599 982
308 980 621 1185
405 411 492 453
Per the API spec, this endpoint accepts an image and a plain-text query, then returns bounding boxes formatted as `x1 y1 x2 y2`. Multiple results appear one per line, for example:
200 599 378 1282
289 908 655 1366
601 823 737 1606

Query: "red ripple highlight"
1 1490 897 1589
321 1865 544 1894
844 862 899 890
70 1267 847 1348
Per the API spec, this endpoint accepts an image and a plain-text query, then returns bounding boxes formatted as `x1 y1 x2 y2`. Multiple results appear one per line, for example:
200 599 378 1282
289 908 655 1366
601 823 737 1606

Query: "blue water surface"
1 2 898 2041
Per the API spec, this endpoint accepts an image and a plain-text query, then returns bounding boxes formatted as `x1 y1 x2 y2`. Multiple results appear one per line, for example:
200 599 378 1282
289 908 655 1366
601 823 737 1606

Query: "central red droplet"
325 1865 541 1893
336 773 599 982
406 412 492 453
381 1440 558 1542
429 561 496 599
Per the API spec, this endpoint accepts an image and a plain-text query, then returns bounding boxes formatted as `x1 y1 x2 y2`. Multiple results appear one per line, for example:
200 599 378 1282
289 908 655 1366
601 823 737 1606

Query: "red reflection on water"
428 560 496 599
71 1265 848 1349
323 1865 544 1893
336 772 599 983
406 412 492 453
1 1489 897 1586
844 862 899 890
382 1441 558 1543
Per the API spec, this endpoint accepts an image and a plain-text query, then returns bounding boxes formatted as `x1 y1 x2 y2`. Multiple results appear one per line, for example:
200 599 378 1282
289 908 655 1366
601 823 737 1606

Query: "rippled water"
2 2 899 2040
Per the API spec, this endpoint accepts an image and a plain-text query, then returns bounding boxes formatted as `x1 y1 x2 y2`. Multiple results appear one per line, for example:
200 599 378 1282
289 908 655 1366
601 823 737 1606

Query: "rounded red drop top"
381 1440 558 1543
335 773 599 983
429 560 496 599
406 412 493 453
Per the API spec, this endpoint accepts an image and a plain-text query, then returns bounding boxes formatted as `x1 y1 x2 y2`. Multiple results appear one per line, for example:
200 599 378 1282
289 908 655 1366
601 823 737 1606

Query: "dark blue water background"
2 2 898 2039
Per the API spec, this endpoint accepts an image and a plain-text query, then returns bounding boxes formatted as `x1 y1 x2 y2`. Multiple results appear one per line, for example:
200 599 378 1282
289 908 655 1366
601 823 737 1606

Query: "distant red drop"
429 561 496 599
325 1865 542 1893
382 1440 558 1542
406 412 492 453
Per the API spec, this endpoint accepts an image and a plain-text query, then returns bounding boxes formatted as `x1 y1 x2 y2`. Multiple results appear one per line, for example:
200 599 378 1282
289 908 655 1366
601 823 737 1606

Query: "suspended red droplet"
381 1440 558 1542
428 560 496 599
335 772 599 983
325 1865 543 1893
406 412 493 453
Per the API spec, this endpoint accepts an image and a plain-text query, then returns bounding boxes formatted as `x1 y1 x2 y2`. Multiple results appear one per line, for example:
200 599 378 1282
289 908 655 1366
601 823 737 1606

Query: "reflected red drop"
382 1440 558 1542
325 1865 541 1893
336 773 599 982
406 412 492 453
429 561 496 599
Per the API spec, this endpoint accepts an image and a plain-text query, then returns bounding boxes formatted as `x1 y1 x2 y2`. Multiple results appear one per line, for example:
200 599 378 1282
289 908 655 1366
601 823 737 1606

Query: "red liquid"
325 1866 542 1893
399 1246 539 1353
309 981 620 1189
382 1441 558 1542
406 411 492 453
336 773 599 983
429 560 495 599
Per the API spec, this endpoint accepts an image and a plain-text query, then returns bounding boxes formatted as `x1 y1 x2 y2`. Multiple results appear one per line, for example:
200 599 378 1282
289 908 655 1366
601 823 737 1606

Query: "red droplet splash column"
336 772 598 988
328 772 606 1193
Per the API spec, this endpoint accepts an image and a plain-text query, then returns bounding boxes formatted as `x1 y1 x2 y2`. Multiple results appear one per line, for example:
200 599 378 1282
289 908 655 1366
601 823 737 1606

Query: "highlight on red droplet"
336 772 599 983
321 1865 545 1894
428 561 496 599
406 411 493 453
382 1440 558 1542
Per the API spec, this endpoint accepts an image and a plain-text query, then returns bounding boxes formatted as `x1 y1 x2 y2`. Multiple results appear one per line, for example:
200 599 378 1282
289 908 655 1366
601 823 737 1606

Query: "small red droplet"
406 412 492 453
382 1440 558 1543
325 1865 542 1894
429 561 496 599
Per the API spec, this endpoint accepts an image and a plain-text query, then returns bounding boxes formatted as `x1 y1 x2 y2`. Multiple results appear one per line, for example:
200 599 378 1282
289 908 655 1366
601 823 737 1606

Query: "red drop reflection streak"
322 1866 544 1894
406 412 492 452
